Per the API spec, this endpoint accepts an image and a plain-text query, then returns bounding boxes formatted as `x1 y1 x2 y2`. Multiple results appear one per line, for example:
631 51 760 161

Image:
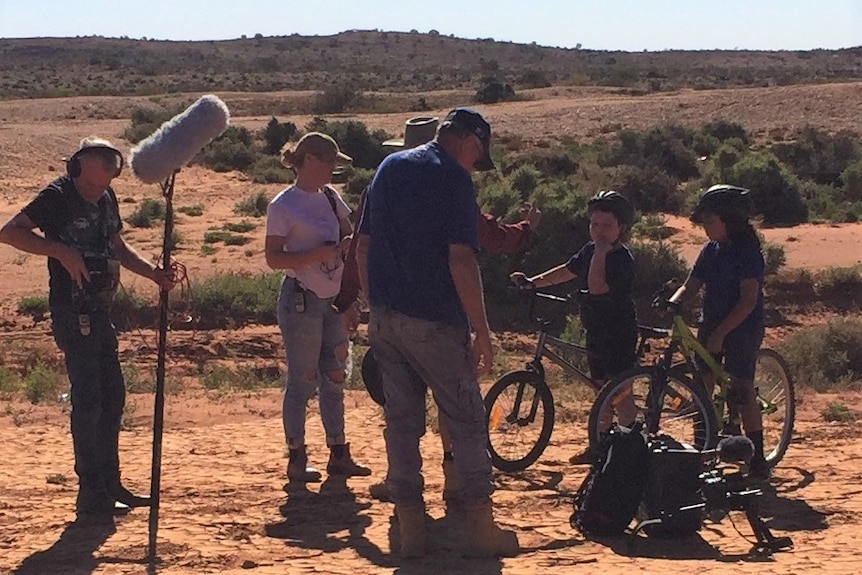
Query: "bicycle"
484 290 670 472
588 295 796 470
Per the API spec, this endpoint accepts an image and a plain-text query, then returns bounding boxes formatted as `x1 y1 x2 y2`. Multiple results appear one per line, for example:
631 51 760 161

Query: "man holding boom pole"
0 137 176 527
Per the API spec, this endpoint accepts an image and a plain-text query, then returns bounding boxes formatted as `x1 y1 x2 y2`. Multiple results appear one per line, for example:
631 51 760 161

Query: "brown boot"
442 460 461 506
369 477 393 502
288 446 322 483
463 502 520 558
395 504 426 558
327 443 372 477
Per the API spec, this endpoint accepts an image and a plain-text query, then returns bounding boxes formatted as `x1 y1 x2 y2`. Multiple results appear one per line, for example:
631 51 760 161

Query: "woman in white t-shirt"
265 132 371 483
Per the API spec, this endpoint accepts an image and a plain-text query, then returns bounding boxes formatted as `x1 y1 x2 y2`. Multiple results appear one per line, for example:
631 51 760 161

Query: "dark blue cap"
443 107 495 171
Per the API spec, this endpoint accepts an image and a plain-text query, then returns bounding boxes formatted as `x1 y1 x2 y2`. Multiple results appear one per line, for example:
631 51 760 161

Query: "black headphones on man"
66 143 124 179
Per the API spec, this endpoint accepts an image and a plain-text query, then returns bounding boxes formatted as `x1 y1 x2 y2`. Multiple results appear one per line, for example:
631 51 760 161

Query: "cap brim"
474 148 496 171
382 138 405 148
336 151 353 165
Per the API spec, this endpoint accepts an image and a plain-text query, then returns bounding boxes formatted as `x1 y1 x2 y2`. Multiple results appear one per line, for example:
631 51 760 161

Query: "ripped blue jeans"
276 277 350 450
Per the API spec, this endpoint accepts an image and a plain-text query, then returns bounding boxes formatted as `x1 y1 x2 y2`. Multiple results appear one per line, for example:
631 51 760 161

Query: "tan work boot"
395 504 426 558
327 443 372 477
288 446 322 483
369 477 393 502
442 460 461 507
463 502 520 558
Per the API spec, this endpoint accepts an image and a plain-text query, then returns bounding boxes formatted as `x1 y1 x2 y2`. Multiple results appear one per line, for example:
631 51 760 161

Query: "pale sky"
0 0 860 51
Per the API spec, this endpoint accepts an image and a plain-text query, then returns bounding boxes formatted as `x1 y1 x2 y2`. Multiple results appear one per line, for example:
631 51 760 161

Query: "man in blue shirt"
355 108 518 559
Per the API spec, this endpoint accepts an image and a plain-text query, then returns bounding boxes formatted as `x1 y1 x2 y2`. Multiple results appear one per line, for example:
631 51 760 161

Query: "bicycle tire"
755 348 796 468
484 370 555 472
588 366 718 451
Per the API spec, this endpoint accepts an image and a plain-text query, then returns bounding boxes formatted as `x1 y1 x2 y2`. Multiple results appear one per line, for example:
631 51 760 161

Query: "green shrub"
771 127 861 187
234 191 271 217
840 160 862 202
17 295 49 318
260 116 298 155
312 83 364 114
199 136 255 172
475 77 516 104
779 318 862 391
186 271 282 328
821 402 856 422
123 106 176 143
612 165 684 214
112 286 156 330
633 214 674 241
304 117 392 170
23 361 64 404
726 150 808 225
0 366 21 397
126 198 165 228
629 240 689 301
177 204 204 217
224 220 257 233
204 230 248 245
200 364 282 392
762 241 787 275
814 265 862 302
200 244 217 256
249 155 292 184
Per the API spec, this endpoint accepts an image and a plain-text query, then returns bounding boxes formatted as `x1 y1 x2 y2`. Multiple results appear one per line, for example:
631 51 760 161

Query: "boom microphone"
717 435 755 463
129 94 230 184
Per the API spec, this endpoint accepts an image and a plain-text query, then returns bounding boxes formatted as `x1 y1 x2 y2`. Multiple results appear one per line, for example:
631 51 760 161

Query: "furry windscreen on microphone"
717 435 755 463
129 94 230 184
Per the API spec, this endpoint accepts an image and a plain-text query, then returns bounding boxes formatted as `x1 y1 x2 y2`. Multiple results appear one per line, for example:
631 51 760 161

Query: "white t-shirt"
266 185 351 298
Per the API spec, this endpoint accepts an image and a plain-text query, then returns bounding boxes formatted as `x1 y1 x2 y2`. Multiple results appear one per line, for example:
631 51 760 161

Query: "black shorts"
586 332 638 382
696 323 764 380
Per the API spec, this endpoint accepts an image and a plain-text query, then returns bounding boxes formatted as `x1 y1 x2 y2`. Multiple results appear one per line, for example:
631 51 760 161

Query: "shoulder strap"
322 185 339 217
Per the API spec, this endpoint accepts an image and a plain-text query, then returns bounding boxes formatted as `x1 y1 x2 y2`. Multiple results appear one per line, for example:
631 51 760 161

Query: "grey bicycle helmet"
691 184 753 223
587 190 636 227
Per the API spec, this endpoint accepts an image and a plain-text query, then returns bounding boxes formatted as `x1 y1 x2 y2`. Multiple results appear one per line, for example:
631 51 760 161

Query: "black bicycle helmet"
691 184 753 223
587 190 636 227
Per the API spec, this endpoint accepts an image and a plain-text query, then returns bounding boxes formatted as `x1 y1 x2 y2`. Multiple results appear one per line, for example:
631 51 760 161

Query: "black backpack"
638 435 705 537
570 423 650 536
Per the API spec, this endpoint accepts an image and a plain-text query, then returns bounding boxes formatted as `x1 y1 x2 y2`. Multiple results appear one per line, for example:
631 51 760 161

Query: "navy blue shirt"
358 142 478 325
692 239 765 331
565 242 637 341
22 175 122 309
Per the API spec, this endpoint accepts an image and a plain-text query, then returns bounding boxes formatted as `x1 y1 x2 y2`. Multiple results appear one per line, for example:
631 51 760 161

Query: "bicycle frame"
523 292 595 389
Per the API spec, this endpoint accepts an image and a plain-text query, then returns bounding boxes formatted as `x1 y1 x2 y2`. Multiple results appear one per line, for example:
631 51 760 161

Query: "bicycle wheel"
588 366 717 451
755 348 796 467
484 370 555 472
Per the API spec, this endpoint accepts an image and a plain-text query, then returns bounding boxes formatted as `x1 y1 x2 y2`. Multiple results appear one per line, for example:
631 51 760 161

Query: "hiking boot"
326 444 371 477
442 460 461 506
747 456 772 484
110 484 151 508
395 504 427 558
568 446 597 466
288 446 322 483
369 478 393 502
463 502 519 558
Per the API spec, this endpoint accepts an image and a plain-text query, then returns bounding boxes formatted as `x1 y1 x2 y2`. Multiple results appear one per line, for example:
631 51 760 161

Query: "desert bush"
187 271 282 328
701 120 750 146
814 265 862 302
601 125 701 182
0 366 21 397
612 165 685 214
509 164 544 195
177 204 204 217
17 295 49 319
200 363 282 392
475 77 516 104
260 116 298 155
249 155 292 184
342 167 374 208
762 241 787 275
726 151 808 225
840 160 862 202
199 127 255 172
629 240 689 301
126 198 165 228
23 360 64 404
112 286 156 330
632 213 674 241
224 220 257 233
778 318 862 391
123 106 176 143
304 118 391 170
203 230 248 245
771 127 861 187
312 83 364 114
234 191 271 217
821 402 856 422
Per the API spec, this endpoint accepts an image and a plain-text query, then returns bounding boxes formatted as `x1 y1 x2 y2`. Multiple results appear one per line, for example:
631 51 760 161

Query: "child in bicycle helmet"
670 184 768 481
510 190 638 465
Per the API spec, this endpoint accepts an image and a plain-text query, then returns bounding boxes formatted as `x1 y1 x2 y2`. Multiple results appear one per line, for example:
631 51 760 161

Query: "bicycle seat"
637 325 671 340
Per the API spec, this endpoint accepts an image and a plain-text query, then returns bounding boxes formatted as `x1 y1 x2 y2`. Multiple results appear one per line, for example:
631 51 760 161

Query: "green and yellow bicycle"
588 298 795 469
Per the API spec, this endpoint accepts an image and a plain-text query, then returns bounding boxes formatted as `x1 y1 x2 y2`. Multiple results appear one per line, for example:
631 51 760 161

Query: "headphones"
66 144 124 179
